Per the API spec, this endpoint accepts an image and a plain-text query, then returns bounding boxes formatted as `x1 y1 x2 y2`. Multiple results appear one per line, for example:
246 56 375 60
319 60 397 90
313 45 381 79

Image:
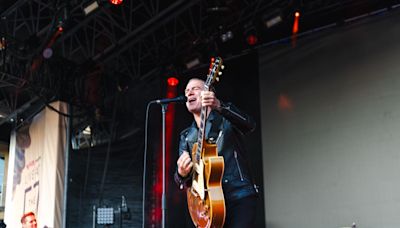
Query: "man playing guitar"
174 77 258 228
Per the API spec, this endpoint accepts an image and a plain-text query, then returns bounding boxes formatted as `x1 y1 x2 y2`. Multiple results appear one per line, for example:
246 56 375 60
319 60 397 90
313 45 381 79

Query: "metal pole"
119 207 122 228
92 205 96 228
62 103 72 228
161 104 168 228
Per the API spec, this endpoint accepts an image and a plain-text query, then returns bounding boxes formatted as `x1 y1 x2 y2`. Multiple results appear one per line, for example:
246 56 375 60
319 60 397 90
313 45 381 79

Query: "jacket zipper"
226 106 247 121
234 150 244 181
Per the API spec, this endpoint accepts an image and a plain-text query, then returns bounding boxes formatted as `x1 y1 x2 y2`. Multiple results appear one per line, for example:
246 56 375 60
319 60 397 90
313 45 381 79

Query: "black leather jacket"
174 102 258 203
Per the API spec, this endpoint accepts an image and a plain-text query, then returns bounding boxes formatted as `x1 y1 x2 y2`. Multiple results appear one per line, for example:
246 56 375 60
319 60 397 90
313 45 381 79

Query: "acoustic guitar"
187 57 225 228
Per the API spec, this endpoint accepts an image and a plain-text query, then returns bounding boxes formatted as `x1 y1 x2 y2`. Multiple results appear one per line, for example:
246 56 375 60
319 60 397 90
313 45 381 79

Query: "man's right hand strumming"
177 151 193 177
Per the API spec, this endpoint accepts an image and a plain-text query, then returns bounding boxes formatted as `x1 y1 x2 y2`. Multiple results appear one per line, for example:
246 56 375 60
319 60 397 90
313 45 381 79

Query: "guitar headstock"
205 57 224 88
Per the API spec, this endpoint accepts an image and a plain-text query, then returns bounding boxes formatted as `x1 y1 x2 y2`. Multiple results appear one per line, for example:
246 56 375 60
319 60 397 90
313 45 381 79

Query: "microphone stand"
161 103 167 228
148 97 184 228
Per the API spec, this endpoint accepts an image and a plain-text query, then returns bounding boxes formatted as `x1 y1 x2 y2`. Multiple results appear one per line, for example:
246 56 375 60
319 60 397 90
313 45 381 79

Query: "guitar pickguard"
191 159 205 200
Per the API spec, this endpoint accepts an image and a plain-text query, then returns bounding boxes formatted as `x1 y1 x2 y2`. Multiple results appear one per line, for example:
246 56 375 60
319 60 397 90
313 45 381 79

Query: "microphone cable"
142 101 153 228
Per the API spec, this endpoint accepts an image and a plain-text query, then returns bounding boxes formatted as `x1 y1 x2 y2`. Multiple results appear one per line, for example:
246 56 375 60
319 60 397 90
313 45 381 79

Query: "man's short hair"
187 78 217 94
21 212 35 224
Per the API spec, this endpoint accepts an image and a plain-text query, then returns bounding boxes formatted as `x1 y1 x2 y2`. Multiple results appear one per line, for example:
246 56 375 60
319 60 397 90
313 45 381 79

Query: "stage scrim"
4 101 68 228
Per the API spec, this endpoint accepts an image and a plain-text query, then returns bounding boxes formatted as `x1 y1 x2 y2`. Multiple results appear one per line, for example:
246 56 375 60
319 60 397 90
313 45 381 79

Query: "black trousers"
224 195 258 228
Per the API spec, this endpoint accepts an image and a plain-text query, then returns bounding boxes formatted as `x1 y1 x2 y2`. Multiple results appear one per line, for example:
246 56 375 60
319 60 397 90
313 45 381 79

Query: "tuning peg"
220 65 225 70
218 71 222 76
216 77 220 82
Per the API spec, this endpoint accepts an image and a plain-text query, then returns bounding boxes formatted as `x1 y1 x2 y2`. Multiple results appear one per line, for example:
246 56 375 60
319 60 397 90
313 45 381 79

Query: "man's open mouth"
188 98 196 103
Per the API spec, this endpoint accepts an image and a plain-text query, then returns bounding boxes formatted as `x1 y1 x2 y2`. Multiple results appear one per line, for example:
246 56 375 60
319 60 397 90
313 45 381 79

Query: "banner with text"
4 101 68 228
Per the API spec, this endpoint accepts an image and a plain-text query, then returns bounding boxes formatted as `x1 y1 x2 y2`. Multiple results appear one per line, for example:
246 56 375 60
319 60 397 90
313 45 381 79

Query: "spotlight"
109 0 123 5
42 48 53 59
97 207 114 225
292 11 301 34
167 77 179 87
220 30 234 43
56 6 68 32
246 34 258 46
218 25 234 43
244 22 258 46
82 125 91 135
262 9 283 28
84 1 99 15
185 58 201 69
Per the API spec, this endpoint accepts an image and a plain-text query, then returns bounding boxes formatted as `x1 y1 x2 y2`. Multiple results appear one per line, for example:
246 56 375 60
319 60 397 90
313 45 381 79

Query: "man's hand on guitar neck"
200 91 221 110
177 151 193 178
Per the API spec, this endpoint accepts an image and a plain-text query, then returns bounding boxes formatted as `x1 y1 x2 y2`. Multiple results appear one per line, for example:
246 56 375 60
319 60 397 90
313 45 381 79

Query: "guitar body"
187 141 226 228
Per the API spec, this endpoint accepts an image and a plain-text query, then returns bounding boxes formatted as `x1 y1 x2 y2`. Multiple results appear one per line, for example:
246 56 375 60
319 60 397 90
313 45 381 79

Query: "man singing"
174 78 258 227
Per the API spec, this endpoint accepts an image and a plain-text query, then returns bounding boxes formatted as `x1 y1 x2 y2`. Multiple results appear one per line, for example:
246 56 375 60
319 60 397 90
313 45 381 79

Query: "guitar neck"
193 57 222 164
195 97 208 163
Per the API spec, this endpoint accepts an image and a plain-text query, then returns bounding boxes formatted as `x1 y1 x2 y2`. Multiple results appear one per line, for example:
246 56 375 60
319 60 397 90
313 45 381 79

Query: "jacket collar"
188 110 220 141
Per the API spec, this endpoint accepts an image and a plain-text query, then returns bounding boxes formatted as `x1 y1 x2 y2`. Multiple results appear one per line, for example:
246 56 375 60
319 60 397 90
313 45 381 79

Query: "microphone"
153 95 187 104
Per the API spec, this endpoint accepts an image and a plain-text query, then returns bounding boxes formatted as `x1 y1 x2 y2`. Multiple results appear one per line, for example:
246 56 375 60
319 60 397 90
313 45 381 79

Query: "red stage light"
246 34 258 46
292 11 300 34
109 0 123 5
167 77 179 86
291 11 301 47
